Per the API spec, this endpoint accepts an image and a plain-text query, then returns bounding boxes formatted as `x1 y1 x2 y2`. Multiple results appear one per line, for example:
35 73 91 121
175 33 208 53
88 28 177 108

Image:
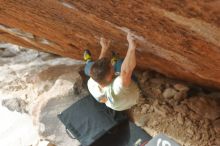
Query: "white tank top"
87 76 139 111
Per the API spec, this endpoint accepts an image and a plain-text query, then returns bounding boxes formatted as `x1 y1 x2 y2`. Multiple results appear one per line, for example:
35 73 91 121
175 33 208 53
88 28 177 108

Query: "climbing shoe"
111 51 119 65
83 49 92 62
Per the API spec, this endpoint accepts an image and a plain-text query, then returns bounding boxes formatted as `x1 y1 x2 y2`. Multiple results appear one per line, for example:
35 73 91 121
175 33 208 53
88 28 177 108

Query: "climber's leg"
84 50 94 77
84 61 94 77
114 59 123 75
84 49 92 62
113 56 138 82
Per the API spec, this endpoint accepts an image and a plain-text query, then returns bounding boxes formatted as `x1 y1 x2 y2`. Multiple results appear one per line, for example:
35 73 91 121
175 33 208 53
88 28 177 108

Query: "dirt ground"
128 70 220 146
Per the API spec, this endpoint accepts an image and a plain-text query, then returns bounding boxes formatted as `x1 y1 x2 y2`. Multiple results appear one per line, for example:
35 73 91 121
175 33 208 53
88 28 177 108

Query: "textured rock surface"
0 44 85 146
213 119 220 134
186 96 220 120
0 0 220 89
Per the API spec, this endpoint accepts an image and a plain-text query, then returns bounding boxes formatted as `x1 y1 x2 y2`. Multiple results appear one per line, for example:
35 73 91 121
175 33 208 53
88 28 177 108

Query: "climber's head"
90 57 114 86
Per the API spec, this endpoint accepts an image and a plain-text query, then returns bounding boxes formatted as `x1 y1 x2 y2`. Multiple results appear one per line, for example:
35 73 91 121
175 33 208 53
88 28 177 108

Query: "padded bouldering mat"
145 133 180 146
91 120 151 146
58 95 151 146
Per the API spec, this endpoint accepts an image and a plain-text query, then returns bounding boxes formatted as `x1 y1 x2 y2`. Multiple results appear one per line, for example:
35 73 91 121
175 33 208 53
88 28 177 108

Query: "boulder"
0 45 86 146
174 84 189 92
174 104 189 116
162 88 178 99
173 91 187 101
0 0 220 89
186 96 220 120
177 113 184 125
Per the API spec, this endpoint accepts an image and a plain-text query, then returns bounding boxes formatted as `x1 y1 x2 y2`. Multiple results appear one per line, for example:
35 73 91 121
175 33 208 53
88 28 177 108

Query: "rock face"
0 0 220 89
0 43 86 146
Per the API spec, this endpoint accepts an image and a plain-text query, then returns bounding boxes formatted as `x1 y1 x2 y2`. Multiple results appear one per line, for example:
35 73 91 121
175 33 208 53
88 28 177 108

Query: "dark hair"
90 57 112 84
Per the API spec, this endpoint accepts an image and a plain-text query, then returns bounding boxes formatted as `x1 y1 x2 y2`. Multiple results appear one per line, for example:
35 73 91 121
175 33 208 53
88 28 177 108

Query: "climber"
83 32 140 111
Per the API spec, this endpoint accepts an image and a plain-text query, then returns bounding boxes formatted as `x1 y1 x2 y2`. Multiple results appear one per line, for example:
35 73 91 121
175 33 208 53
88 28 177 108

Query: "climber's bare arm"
120 32 137 87
99 38 111 59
